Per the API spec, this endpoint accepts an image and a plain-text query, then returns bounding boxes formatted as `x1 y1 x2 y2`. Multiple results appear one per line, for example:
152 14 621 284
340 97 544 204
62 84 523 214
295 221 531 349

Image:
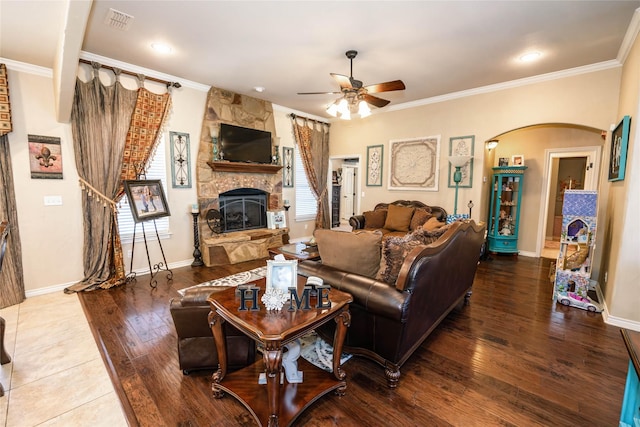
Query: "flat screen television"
219 123 272 164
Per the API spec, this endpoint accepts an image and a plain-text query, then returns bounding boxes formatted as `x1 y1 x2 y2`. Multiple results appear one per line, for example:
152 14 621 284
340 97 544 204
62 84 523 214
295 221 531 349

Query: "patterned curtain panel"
291 117 331 229
119 85 172 189
66 65 138 292
0 134 25 308
0 64 12 136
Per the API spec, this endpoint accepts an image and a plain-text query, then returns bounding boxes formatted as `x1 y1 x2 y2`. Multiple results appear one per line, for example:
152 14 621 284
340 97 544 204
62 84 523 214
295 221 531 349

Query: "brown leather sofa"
169 286 256 374
298 220 485 388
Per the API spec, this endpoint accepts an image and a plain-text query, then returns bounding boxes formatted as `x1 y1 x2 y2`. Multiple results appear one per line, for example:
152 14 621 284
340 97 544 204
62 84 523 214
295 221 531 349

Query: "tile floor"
0 292 126 426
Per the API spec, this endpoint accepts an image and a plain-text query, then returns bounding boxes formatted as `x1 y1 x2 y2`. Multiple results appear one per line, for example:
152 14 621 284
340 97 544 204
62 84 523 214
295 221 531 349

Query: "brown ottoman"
170 286 256 374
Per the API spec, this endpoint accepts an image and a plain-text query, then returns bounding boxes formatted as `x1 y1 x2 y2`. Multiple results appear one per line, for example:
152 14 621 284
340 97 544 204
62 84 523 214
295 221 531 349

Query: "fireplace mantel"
207 161 283 174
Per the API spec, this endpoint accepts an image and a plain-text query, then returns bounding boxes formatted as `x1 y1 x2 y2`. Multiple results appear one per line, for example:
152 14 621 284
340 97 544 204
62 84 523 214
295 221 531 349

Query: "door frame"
328 155 362 225
536 146 601 256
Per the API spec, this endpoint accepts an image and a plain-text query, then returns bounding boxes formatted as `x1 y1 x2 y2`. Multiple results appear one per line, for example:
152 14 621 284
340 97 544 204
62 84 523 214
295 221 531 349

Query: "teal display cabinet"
487 166 527 254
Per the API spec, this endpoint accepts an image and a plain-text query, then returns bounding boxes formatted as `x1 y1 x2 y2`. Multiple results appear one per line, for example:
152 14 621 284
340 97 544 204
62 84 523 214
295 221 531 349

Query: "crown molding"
0 57 52 77
388 60 622 113
79 51 211 92
617 8 640 64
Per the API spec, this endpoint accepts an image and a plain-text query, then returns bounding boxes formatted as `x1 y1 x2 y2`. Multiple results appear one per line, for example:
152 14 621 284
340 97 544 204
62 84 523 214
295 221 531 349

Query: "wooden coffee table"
268 243 320 261
207 276 351 427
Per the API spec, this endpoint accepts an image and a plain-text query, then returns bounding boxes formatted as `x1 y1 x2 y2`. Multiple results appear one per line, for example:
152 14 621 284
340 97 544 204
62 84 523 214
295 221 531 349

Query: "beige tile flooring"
0 292 126 426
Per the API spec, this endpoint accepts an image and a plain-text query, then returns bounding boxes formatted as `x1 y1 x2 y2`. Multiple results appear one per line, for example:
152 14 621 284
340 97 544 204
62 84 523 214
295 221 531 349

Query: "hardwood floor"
79 256 629 426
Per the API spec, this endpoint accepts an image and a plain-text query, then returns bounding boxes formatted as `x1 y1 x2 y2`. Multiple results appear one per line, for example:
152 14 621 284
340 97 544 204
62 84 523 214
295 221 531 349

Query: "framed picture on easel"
123 180 171 223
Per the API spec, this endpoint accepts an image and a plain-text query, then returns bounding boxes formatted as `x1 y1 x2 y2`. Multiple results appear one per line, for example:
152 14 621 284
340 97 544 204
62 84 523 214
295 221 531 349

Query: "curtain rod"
289 113 330 127
79 59 182 89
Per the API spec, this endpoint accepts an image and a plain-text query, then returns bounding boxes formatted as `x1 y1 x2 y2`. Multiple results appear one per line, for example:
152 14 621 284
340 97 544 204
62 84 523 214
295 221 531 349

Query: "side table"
268 243 320 261
208 276 352 427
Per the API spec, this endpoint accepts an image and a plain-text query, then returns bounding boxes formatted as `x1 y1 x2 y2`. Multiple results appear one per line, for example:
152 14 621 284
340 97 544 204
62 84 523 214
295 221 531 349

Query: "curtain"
0 133 25 308
291 116 331 229
65 65 138 293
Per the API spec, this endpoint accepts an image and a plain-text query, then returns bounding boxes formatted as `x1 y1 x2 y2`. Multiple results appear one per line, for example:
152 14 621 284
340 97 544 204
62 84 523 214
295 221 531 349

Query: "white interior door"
537 146 600 256
341 165 356 222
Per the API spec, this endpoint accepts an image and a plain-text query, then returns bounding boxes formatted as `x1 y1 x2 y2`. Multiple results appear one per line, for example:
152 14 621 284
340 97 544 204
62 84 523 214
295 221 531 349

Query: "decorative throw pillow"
383 204 415 232
376 233 425 284
314 229 383 278
423 216 446 231
410 208 432 231
364 209 387 229
376 226 452 284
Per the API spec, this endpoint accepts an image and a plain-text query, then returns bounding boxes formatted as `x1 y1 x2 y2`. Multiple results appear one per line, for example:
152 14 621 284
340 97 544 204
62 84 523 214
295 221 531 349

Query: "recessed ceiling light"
254 86 266 93
151 42 172 54
519 51 541 62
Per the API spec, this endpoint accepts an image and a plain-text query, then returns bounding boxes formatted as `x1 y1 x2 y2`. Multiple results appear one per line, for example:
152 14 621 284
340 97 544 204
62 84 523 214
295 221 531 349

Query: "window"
294 147 317 221
117 137 170 242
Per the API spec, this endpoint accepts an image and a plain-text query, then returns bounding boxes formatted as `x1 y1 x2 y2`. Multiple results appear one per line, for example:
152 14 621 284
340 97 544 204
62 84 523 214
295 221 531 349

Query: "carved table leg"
332 309 351 395
263 342 283 427
0 316 10 365
208 311 226 398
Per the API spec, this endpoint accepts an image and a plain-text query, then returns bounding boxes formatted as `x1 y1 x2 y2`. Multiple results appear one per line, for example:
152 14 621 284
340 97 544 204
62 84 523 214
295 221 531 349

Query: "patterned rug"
180 268 352 371
177 266 267 295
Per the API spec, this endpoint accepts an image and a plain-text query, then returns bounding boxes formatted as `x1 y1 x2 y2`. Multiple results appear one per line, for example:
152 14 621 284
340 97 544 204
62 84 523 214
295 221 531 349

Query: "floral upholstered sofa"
349 200 448 240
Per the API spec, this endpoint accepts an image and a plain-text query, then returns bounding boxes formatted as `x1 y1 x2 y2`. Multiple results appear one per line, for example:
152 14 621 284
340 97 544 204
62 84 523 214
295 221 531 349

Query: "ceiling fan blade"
297 91 342 95
330 73 353 90
364 80 406 93
363 94 391 108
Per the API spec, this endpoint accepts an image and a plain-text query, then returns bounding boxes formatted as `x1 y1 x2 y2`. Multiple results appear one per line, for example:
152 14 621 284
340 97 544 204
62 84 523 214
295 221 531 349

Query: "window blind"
294 147 317 221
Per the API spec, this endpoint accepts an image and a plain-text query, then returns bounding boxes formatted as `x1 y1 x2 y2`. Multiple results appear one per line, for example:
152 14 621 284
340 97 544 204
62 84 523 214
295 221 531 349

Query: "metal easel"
125 166 173 288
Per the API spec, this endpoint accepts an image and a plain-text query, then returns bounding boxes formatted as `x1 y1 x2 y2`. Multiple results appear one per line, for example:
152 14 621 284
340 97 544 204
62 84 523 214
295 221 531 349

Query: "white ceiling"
1 1 639 119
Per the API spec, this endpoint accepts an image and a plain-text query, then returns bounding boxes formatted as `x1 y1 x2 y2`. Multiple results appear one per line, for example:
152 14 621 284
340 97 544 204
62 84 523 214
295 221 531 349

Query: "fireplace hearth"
219 188 267 233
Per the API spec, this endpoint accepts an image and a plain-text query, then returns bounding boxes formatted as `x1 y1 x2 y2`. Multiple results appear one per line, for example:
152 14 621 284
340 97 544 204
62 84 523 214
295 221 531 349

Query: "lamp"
209 124 220 161
449 155 472 215
486 140 499 151
325 94 371 120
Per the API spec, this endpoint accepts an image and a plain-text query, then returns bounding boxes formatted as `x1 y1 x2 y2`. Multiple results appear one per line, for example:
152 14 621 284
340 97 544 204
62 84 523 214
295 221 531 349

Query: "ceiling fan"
298 50 406 119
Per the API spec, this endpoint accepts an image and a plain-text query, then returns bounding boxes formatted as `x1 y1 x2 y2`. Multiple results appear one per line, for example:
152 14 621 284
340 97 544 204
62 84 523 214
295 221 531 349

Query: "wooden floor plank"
79 256 629 426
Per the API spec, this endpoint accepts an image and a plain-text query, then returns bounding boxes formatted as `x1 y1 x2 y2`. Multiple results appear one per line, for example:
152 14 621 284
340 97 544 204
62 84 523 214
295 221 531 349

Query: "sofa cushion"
410 208 432 231
314 229 383 278
376 225 452 284
383 204 415 232
423 216 446 231
364 209 387 229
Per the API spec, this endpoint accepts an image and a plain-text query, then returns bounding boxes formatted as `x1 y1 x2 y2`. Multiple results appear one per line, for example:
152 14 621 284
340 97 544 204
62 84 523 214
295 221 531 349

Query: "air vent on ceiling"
104 8 134 31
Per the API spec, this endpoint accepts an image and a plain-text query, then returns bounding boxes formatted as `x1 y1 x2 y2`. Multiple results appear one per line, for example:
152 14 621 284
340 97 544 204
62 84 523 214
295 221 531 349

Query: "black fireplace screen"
219 188 267 232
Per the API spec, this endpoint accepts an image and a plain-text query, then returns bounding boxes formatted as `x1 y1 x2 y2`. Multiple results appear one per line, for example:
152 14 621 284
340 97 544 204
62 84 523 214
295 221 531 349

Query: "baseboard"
24 258 194 298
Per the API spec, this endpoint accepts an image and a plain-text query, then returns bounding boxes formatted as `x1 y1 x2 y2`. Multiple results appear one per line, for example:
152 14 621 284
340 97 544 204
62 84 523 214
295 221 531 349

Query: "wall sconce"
486 140 499 151
448 155 472 215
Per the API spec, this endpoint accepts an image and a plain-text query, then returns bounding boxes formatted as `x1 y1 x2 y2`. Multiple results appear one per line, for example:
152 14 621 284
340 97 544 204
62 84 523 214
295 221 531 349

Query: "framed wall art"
366 144 384 186
448 135 474 188
499 157 509 167
123 180 171 223
282 146 294 187
28 134 63 179
388 135 440 191
512 154 525 166
608 115 631 182
169 131 191 188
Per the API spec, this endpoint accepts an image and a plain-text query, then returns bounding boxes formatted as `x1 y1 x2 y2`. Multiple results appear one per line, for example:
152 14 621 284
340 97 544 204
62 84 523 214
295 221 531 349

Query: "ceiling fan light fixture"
326 103 339 117
358 100 371 118
337 98 350 116
340 108 351 120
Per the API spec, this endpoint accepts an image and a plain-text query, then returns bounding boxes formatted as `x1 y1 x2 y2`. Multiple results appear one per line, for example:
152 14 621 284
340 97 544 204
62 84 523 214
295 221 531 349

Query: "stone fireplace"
195 87 287 266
